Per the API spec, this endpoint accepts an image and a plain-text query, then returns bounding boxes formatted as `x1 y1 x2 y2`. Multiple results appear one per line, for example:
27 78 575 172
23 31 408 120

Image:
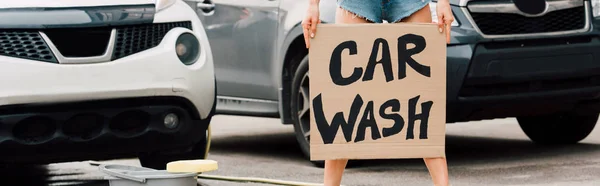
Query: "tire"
290 55 325 167
139 80 217 170
517 112 599 145
289 55 361 168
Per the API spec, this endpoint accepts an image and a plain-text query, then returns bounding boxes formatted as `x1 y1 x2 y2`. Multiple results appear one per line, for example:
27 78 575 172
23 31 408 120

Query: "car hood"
0 0 156 29
1 0 154 8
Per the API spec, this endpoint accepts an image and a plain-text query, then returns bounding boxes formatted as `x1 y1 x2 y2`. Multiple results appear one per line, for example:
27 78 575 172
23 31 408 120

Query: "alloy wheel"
296 72 311 144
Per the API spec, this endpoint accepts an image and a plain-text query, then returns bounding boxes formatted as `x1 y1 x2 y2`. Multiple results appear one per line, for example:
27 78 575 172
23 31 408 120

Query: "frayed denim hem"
337 5 380 23
386 0 431 23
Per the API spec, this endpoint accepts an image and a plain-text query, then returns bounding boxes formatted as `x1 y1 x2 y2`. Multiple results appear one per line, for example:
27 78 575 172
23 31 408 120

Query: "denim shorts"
337 0 431 23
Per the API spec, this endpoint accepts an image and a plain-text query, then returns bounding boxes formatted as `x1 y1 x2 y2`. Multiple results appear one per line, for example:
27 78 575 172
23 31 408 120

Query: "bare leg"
323 159 348 186
322 6 372 186
397 4 450 186
424 157 449 186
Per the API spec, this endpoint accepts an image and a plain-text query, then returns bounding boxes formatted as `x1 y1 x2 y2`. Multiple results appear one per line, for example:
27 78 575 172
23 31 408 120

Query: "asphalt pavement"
3 115 600 186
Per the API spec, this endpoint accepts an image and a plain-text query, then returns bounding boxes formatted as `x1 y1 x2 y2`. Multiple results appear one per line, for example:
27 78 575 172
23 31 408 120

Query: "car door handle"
197 3 215 10
182 0 215 11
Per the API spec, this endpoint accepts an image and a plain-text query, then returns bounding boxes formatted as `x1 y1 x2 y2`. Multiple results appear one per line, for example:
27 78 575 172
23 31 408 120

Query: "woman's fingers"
437 12 444 33
437 13 449 43
436 0 454 44
303 29 310 48
310 17 318 38
302 19 311 48
444 15 454 44
445 22 451 43
302 17 320 48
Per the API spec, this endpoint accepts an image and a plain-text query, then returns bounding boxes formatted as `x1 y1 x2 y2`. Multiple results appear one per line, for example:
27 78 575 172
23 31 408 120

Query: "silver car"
183 0 339 166
186 0 600 168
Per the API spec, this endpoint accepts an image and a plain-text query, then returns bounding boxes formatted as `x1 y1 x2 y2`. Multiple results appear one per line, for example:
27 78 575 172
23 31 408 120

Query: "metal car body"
0 0 216 169
190 0 600 165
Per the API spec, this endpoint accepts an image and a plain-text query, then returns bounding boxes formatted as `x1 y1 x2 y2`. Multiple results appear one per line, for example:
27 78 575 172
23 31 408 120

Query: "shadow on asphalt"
4 129 600 185
209 131 600 168
0 163 108 186
0 164 49 186
211 131 305 160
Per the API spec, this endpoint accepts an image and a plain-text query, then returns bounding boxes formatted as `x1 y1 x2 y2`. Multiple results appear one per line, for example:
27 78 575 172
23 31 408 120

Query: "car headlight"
176 33 201 65
592 0 600 18
155 0 176 12
429 2 460 26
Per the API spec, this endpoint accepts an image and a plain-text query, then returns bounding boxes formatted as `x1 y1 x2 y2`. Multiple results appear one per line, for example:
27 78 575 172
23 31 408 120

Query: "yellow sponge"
166 159 218 173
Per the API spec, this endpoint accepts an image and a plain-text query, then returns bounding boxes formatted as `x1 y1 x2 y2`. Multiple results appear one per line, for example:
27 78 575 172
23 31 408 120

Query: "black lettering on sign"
406 95 434 140
380 99 405 137
330 41 362 86
315 34 438 144
312 94 364 144
354 101 382 143
330 34 432 86
314 94 435 143
397 34 431 79
362 38 394 82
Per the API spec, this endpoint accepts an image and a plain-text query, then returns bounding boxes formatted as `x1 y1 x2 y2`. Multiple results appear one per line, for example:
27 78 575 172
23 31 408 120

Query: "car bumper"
0 26 215 120
447 35 600 122
0 10 216 162
0 97 208 164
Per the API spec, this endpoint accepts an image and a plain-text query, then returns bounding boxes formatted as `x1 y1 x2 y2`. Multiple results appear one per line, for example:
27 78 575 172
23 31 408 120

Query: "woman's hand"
302 0 321 48
436 0 454 43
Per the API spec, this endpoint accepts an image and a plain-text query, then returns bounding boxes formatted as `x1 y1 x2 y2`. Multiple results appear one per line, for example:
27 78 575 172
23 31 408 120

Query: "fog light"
175 33 200 65
164 113 179 129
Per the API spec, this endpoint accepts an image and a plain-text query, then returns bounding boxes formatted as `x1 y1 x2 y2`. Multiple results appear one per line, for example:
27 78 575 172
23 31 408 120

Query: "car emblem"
512 0 548 16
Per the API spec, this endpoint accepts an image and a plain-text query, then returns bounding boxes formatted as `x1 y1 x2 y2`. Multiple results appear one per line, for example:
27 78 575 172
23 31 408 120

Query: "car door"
185 0 280 101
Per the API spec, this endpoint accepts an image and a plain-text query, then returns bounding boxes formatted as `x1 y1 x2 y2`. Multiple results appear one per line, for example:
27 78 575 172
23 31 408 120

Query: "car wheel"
290 55 362 168
290 55 325 167
517 112 598 145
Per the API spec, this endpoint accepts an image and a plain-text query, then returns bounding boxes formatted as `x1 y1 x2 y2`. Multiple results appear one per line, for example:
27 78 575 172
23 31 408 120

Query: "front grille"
112 21 193 60
0 21 192 63
44 27 113 57
470 6 586 35
0 31 56 63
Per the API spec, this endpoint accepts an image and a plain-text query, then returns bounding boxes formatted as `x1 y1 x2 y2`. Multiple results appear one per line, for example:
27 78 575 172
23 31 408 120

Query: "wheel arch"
278 23 308 124
276 0 337 124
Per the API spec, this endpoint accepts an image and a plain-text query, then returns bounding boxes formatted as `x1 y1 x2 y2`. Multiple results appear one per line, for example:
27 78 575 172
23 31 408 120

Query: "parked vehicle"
189 0 600 166
0 0 216 169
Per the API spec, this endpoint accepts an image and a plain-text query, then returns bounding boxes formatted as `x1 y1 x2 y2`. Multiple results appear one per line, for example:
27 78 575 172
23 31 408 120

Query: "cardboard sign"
308 23 446 160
